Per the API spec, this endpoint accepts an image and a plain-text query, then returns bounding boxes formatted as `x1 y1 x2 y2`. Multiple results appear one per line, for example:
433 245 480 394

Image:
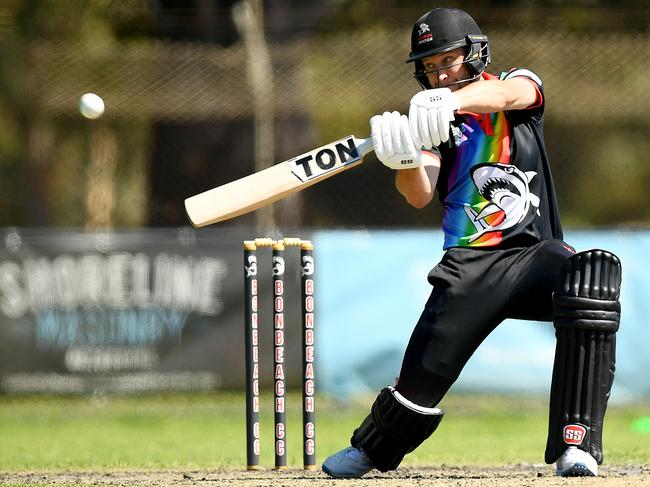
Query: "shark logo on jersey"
301 255 314 276
245 255 257 277
464 163 540 243
272 256 285 276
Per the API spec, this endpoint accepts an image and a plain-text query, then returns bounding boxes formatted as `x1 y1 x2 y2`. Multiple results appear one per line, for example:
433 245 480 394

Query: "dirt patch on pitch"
1 465 649 486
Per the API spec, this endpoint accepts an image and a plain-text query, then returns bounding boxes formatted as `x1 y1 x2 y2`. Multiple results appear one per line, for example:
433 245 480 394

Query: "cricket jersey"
435 70 563 249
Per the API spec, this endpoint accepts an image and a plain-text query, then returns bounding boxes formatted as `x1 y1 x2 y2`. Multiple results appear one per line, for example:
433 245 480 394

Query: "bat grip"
356 136 375 157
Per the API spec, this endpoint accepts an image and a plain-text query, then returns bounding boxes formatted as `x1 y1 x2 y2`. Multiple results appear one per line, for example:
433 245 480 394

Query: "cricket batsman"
322 7 621 478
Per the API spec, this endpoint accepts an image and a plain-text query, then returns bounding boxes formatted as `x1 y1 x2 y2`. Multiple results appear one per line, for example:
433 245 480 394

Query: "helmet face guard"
412 35 490 89
406 9 491 89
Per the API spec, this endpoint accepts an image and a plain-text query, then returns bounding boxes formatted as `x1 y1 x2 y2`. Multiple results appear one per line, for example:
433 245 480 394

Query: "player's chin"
437 79 460 91
430 79 465 91
448 79 475 91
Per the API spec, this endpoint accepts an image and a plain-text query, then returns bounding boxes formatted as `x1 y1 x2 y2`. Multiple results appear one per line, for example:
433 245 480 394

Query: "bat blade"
185 135 373 227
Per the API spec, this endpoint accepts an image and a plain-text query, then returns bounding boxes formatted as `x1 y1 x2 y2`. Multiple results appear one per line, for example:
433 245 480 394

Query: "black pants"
395 239 575 406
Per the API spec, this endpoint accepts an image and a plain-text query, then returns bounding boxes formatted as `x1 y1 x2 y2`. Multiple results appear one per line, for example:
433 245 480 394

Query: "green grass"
0 392 648 471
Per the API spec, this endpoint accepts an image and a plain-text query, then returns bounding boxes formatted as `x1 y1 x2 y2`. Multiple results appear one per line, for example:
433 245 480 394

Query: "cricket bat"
185 135 374 227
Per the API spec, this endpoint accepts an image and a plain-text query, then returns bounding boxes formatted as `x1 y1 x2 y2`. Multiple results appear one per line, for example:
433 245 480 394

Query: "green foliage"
0 1 647 227
0 0 153 227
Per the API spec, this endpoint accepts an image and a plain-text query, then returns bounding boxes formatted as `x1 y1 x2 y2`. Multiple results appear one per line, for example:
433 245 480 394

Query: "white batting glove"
370 111 422 170
409 88 461 149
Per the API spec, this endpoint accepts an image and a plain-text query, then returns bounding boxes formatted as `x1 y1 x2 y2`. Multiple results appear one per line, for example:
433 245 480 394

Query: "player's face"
422 48 474 91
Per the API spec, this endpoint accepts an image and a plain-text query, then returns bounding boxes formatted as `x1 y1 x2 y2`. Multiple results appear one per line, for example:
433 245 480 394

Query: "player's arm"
454 77 540 113
408 73 543 149
395 152 440 208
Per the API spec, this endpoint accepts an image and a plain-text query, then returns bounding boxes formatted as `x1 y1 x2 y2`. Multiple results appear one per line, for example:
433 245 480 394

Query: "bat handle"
354 136 375 157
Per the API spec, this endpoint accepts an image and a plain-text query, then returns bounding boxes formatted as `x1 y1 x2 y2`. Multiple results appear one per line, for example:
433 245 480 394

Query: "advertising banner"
0 228 310 393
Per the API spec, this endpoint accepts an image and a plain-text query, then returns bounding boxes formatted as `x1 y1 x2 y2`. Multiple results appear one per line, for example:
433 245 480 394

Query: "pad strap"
554 296 620 331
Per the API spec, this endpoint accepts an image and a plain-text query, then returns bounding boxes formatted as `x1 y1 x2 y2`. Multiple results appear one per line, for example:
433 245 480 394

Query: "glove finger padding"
438 108 450 143
390 111 403 154
427 109 441 147
370 114 385 158
381 111 394 157
400 115 417 157
418 106 433 150
408 103 422 149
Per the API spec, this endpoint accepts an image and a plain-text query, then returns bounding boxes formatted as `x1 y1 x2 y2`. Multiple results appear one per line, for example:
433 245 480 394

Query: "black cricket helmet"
406 8 491 89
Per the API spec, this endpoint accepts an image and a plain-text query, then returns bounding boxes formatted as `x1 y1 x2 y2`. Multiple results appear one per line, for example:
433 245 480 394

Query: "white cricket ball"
79 93 105 119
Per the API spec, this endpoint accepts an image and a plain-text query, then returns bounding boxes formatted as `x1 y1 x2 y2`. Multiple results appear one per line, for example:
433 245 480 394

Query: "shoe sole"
321 465 338 478
558 463 596 477
322 464 370 479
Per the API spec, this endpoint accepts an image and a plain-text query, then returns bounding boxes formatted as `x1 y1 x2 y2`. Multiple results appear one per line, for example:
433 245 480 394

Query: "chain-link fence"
1 2 648 229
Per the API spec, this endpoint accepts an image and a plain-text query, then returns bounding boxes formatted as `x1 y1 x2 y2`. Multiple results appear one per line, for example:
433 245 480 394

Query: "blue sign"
314 230 650 402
